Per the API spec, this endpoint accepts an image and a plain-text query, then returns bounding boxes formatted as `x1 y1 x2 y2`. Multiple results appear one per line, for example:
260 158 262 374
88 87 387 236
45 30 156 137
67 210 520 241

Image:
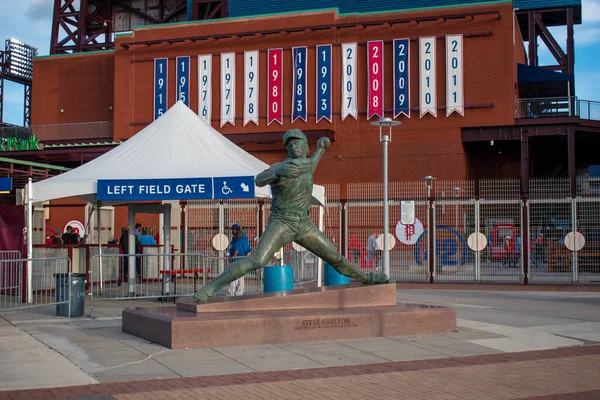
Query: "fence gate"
576 197 600 283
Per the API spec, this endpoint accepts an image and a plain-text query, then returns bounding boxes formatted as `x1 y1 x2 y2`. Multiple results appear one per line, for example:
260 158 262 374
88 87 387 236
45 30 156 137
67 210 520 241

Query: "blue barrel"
324 263 350 286
264 265 294 293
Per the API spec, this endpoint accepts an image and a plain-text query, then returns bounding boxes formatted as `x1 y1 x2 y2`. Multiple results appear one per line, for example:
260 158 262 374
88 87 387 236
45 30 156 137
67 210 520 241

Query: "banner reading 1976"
268 48 283 125
446 34 464 116
420 37 437 118
316 44 332 123
154 58 168 120
220 53 235 127
198 55 212 124
176 56 190 107
367 40 384 119
394 39 410 118
292 47 307 122
342 43 357 120
244 50 259 126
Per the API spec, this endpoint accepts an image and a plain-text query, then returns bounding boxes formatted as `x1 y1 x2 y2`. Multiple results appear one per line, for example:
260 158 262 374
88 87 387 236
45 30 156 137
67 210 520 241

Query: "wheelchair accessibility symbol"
221 181 232 195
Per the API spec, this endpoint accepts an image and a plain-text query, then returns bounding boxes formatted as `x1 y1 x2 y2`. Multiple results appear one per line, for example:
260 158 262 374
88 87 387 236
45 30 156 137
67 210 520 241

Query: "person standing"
366 231 379 269
226 225 251 296
139 228 156 245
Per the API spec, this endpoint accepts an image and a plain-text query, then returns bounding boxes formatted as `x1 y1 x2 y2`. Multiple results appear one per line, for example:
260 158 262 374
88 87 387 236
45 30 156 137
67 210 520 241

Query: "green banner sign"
0 135 41 151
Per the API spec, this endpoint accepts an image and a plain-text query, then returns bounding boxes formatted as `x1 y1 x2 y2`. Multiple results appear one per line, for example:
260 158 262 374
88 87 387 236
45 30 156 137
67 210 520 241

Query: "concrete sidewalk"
0 287 599 396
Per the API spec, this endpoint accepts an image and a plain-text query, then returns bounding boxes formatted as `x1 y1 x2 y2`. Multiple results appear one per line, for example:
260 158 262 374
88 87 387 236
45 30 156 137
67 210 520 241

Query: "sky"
0 0 599 126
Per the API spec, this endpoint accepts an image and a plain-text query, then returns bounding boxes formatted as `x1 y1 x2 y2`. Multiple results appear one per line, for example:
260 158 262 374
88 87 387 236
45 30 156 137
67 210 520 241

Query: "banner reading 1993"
268 48 283 125
198 55 212 124
394 39 410 118
420 37 437 118
154 58 168 120
244 50 259 126
367 40 384 119
446 34 464 116
292 47 307 122
316 44 332 123
220 53 235 127
342 43 357 120
176 56 189 107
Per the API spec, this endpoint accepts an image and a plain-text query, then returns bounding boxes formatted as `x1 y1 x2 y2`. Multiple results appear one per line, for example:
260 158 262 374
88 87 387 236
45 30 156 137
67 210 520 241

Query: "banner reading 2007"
244 50 259 126
268 48 283 125
342 43 357 120
154 58 167 120
367 40 384 119
316 44 332 123
198 55 212 124
394 39 410 118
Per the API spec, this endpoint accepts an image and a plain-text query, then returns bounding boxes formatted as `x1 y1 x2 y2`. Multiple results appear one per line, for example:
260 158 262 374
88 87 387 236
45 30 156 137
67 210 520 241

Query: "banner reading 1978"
154 58 168 120
316 44 332 123
342 43 357 120
446 34 464 116
198 55 212 124
394 39 410 118
268 48 283 125
420 37 437 118
367 41 384 119
220 53 235 127
292 47 307 122
176 56 189 107
244 50 259 126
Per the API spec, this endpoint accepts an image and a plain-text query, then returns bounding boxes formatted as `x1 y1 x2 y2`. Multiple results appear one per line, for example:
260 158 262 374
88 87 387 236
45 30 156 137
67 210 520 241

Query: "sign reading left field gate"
97 177 255 201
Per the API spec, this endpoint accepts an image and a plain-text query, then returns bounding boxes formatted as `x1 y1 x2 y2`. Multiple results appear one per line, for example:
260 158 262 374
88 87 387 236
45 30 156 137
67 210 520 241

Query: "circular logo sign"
564 231 585 251
63 220 85 236
467 232 488 251
376 233 396 250
395 217 424 246
211 233 229 251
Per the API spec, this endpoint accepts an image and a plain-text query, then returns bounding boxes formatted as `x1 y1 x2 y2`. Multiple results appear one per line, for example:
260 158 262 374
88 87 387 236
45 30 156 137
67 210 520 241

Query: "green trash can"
55 273 86 317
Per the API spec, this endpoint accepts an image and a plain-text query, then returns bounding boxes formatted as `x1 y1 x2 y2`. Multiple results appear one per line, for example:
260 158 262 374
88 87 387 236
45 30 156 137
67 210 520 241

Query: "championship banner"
367 40 384 119
198 55 212 124
153 58 168 120
342 43 357 120
220 53 236 127
292 47 307 122
176 56 190 107
244 50 259 126
316 44 332 123
268 48 283 125
419 37 437 118
393 39 410 118
446 35 464 116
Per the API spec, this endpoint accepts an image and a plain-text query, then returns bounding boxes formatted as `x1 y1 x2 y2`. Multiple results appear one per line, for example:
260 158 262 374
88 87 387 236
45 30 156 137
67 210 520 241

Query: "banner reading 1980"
292 47 307 122
316 44 332 123
394 39 410 118
420 37 437 118
268 48 283 125
244 50 259 126
154 58 168 120
446 34 464 116
367 40 384 119
342 43 357 120
220 53 236 127
198 55 212 124
176 56 190 107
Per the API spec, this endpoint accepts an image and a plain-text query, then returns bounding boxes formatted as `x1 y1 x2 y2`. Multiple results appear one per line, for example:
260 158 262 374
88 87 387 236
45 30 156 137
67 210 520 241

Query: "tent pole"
97 202 103 294
162 204 171 295
27 178 33 303
128 206 136 296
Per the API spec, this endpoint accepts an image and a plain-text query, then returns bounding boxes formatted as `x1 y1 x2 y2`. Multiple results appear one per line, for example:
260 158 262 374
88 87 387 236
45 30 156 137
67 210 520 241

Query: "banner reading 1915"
176 56 190 107
394 39 410 118
198 55 212 124
367 40 384 119
342 43 357 120
268 48 283 125
154 58 168 120
316 44 332 123
292 47 307 122
446 34 464 116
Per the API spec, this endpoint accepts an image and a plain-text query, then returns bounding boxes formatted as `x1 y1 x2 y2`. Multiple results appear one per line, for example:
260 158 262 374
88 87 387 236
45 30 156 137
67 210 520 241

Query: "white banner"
197 55 212 124
342 43 357 120
419 37 436 118
446 35 464 116
244 50 259 126
220 52 235 127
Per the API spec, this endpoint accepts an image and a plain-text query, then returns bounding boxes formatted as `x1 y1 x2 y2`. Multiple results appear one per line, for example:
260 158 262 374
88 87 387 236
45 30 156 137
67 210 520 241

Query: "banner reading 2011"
268 48 283 125
420 37 437 118
394 39 410 118
154 58 167 120
367 41 384 119
316 44 332 123
342 43 357 120
446 35 464 116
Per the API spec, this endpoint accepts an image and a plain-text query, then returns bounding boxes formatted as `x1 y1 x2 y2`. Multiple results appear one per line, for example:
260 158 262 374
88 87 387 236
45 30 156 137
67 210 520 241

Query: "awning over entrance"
518 64 574 98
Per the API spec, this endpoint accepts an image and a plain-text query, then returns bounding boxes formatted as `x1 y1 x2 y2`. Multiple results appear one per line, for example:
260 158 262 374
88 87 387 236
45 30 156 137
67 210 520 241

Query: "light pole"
370 117 400 279
453 186 461 233
421 176 437 283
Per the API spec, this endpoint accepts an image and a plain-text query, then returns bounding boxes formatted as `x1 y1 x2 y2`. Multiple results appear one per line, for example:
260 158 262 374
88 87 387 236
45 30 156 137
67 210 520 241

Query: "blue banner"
213 176 255 199
154 58 168 120
97 178 213 201
316 45 332 122
176 56 190 107
393 39 410 118
292 47 307 122
0 177 12 192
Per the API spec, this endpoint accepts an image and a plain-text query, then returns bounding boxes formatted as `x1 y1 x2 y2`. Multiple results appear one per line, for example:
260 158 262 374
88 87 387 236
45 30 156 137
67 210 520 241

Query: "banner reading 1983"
198 55 212 124
316 44 332 123
268 48 283 125
394 39 410 118
176 56 189 107
419 37 437 118
446 34 464 116
154 58 168 120
292 47 307 122
367 40 384 119
342 43 357 120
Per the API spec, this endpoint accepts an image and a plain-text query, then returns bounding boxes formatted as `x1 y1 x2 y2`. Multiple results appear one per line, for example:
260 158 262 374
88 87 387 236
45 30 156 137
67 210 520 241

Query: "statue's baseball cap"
282 129 307 146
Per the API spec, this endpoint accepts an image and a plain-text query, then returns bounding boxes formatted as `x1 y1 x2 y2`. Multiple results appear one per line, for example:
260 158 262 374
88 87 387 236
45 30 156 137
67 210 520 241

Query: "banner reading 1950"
268 48 283 125
154 58 168 120
176 56 190 107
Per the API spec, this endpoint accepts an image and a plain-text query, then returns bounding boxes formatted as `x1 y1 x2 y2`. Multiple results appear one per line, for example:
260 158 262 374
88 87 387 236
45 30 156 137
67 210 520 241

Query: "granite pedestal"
122 284 456 349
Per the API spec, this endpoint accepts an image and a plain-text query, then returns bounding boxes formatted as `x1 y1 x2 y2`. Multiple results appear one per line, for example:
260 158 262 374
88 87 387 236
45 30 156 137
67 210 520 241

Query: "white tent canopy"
31 101 325 205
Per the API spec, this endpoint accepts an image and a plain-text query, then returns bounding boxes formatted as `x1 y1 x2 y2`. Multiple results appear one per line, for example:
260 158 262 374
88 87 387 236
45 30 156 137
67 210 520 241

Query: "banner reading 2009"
393 39 410 118
268 48 283 125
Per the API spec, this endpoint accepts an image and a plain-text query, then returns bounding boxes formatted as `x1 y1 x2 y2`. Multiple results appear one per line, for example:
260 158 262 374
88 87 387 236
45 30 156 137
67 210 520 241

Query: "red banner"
367 41 384 119
268 48 283 125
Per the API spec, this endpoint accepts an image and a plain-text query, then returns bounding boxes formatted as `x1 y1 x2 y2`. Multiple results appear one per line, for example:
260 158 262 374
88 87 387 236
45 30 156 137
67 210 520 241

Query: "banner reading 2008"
342 43 357 120
367 40 384 119
198 55 212 124
220 53 235 127
268 48 283 125
316 44 332 123
154 58 167 120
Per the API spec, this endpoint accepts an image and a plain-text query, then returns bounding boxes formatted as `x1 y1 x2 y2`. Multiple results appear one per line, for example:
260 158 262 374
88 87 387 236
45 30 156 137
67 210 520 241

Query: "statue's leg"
296 220 389 284
193 219 294 302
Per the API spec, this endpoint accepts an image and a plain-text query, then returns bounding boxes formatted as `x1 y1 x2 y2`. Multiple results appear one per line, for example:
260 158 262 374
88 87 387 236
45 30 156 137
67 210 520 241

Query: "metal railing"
515 97 600 121
0 121 114 142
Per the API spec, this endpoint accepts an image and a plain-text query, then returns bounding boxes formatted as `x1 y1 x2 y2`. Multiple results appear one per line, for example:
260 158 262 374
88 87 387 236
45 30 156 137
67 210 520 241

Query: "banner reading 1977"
154 58 167 120
198 55 212 124
342 43 357 120
220 53 235 127
420 37 437 118
446 34 464 116
292 47 307 122
367 40 384 119
268 48 283 125
176 56 189 107
316 44 332 123
244 50 259 126
394 39 410 118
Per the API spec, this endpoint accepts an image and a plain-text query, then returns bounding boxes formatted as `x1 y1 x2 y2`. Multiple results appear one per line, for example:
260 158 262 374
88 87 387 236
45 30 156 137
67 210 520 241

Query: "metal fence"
515 97 600 121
